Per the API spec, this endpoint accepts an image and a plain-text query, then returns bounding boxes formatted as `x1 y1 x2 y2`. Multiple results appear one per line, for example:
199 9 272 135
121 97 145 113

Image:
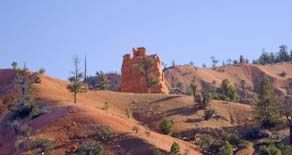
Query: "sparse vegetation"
38 68 46 74
153 149 166 155
170 142 181 155
7 67 43 120
67 56 87 103
94 124 112 141
196 131 250 155
159 119 174 135
132 126 139 134
196 134 214 150
255 45 292 65
77 141 104 155
197 89 211 109
96 71 108 90
189 81 197 103
11 61 18 69
145 130 151 137
280 96 292 144
125 106 132 119
218 141 233 155
210 56 219 68
279 71 287 77
103 100 110 111
19 124 32 137
204 108 216 120
217 79 238 102
29 137 54 152
258 144 281 155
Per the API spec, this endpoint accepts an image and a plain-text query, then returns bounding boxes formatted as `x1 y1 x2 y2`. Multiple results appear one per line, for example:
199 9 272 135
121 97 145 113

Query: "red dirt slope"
0 69 201 155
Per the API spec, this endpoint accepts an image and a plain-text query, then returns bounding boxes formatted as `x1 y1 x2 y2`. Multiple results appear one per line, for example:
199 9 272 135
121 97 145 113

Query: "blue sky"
1 0 292 79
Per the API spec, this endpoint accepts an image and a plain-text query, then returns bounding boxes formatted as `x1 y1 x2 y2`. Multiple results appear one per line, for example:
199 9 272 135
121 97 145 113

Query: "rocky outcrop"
120 47 169 94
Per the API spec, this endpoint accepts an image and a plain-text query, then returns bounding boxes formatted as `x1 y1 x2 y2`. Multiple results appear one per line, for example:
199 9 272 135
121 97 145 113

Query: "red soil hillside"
0 69 202 155
164 63 292 95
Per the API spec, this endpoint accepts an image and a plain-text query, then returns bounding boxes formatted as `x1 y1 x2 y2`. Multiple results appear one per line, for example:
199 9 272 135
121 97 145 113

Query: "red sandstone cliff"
120 47 169 94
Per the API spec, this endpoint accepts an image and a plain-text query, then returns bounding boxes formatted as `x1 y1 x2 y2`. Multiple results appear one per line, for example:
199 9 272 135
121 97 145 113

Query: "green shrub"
30 106 42 119
196 134 214 150
204 109 216 120
39 68 46 74
125 107 132 119
30 137 54 152
153 149 165 155
238 140 250 150
132 126 139 134
259 144 281 155
195 95 202 103
11 120 21 132
159 119 174 135
34 73 41 83
218 141 233 155
225 133 241 146
217 79 238 102
170 142 181 155
145 130 151 137
11 104 44 120
103 101 110 111
279 71 287 77
94 124 112 141
77 141 104 155
278 143 292 155
20 124 32 137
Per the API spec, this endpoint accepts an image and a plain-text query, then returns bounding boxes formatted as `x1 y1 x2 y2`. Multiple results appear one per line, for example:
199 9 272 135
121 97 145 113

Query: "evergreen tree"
240 80 247 98
218 79 238 101
245 58 249 64
279 45 289 62
227 58 232 65
210 56 219 67
290 50 292 62
218 141 233 155
201 89 211 109
254 77 280 128
222 61 226 66
190 81 197 103
170 142 180 155
133 57 159 93
11 61 18 69
172 60 176 68
280 96 292 144
96 71 108 90
259 49 270 65
67 56 86 103
269 52 276 64
239 55 245 64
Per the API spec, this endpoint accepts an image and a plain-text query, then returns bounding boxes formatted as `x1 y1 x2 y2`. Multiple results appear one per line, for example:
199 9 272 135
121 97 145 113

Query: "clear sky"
1 0 292 79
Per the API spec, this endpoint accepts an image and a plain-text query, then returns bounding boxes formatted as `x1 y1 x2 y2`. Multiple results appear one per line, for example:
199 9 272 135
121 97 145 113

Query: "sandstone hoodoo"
120 47 169 94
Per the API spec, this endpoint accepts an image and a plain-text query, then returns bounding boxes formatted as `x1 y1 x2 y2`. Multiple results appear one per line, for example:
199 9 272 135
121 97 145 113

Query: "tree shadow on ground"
173 126 251 141
149 95 182 105
117 134 167 155
133 104 201 125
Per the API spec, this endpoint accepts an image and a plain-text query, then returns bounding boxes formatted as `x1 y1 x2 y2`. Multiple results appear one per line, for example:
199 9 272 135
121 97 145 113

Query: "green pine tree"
67 56 86 103
218 79 238 101
254 77 280 128
96 71 108 90
133 57 159 93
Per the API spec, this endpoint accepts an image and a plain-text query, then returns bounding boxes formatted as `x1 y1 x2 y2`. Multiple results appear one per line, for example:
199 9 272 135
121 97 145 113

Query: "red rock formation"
120 47 169 94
